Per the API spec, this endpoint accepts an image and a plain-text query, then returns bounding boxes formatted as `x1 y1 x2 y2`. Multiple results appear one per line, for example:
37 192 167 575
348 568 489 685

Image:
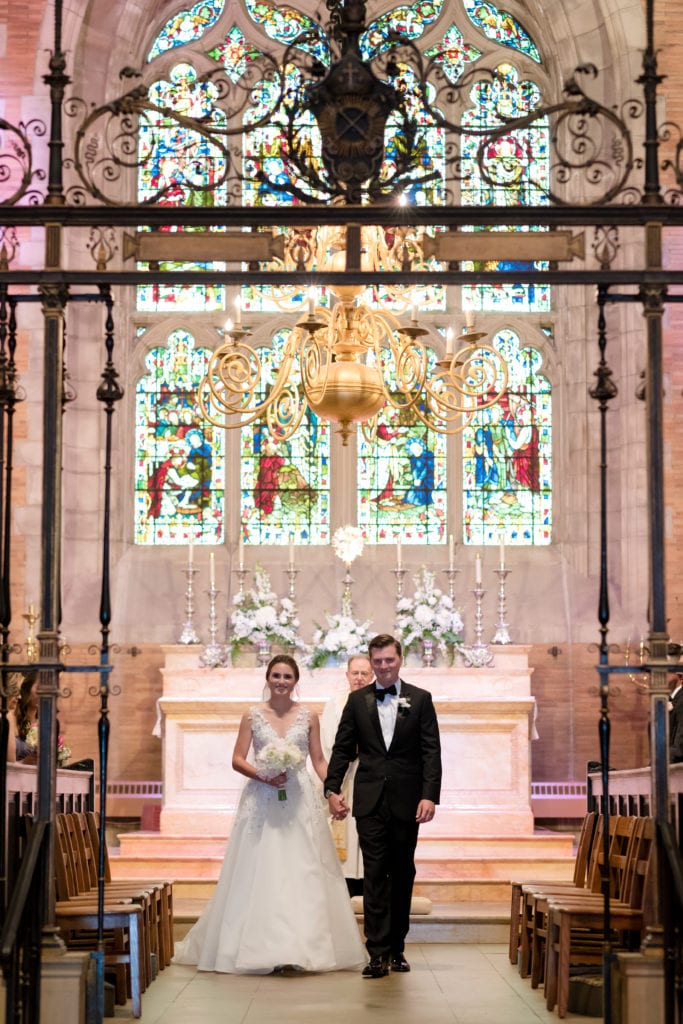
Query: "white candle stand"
200 586 229 668
442 567 461 604
178 566 201 645
284 566 300 602
458 584 494 668
491 567 513 645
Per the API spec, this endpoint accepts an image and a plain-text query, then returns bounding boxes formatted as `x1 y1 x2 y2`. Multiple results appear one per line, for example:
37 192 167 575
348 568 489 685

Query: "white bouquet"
307 612 373 670
396 567 464 660
255 739 304 801
229 566 306 658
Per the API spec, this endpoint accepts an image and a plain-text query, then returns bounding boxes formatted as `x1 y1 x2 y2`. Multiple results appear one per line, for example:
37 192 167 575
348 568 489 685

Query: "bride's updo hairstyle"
265 654 300 682
263 654 300 700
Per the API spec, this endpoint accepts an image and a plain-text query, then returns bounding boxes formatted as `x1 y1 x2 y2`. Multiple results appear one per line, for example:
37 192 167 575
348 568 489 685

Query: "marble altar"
158 644 536 837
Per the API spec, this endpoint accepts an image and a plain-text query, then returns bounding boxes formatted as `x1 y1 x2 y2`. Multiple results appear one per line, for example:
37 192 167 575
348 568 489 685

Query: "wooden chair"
53 813 151 1007
84 810 174 968
544 816 655 1018
62 812 156 987
523 813 640 987
508 811 598 965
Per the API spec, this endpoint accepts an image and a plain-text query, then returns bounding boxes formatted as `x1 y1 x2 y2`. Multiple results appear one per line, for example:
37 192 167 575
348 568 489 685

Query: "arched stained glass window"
137 63 228 312
461 63 550 314
462 328 551 546
240 330 330 545
135 330 225 545
463 0 541 63
358 350 448 545
147 0 225 62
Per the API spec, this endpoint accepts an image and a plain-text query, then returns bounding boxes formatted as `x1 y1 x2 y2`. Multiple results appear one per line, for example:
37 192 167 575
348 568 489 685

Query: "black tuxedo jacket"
671 689 683 763
325 680 442 822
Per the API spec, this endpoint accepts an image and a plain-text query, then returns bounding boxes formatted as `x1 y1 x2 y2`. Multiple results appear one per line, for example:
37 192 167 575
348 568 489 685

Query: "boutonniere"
397 696 411 715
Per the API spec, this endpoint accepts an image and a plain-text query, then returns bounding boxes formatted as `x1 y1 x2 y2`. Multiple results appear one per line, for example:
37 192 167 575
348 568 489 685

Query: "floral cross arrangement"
228 566 305 658
331 525 365 566
255 739 303 800
395 566 464 660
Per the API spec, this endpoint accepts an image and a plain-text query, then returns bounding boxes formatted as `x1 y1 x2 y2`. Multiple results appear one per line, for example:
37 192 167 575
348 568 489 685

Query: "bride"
173 655 365 974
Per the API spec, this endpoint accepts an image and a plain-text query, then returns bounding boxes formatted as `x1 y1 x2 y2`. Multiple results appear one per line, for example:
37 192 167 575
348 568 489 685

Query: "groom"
325 633 442 978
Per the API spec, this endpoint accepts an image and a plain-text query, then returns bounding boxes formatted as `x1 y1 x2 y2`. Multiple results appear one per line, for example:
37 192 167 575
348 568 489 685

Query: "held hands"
415 799 436 824
327 792 349 820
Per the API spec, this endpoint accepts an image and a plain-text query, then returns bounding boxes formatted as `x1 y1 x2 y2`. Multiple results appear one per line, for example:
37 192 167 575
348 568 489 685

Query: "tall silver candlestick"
233 567 249 596
442 567 461 604
341 564 355 617
458 584 494 668
284 566 300 602
178 566 201 644
391 567 407 601
491 568 512 644
200 587 229 668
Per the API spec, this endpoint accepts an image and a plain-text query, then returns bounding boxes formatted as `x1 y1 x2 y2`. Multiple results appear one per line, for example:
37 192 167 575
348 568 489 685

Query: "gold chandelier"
197 227 509 444
197 294 508 445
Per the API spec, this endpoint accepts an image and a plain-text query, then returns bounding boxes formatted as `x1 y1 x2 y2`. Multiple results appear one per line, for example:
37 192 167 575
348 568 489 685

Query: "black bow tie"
375 684 397 702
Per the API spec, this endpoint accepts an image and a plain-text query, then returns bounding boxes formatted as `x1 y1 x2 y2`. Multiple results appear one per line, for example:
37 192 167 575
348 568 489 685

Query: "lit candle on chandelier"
234 295 242 325
464 308 475 330
446 327 454 356
307 287 316 316
410 290 418 323
449 534 455 570
209 552 215 589
475 553 482 585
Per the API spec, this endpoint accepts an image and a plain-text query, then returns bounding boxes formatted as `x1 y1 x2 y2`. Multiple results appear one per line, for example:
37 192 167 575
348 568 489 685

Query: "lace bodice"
249 704 310 764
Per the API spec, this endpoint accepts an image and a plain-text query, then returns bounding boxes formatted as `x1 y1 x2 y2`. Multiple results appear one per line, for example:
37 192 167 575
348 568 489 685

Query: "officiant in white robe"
320 654 373 897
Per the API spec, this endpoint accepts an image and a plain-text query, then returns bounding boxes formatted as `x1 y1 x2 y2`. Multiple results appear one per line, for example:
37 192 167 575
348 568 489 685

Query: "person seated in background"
670 673 683 763
3 673 21 762
14 670 71 766
14 671 39 764
320 654 373 897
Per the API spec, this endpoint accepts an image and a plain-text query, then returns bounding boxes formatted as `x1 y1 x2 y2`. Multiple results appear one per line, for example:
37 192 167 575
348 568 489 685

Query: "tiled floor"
114 944 599 1023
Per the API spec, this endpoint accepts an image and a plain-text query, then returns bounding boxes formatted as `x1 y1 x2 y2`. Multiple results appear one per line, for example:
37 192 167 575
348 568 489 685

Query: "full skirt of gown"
173 706 365 974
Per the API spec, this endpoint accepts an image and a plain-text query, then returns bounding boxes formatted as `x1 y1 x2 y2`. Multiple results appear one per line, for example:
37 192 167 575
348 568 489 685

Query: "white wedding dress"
173 705 365 974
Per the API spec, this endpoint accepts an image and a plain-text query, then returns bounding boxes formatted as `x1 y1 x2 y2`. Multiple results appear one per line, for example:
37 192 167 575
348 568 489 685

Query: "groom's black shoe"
362 956 389 978
390 953 411 972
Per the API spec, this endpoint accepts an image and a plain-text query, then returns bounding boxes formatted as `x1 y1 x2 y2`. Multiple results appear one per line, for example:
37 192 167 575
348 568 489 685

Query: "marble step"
116 830 575 859
111 829 575 897
172 897 512 945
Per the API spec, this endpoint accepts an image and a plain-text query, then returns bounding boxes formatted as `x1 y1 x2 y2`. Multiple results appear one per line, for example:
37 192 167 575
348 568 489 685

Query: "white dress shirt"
375 679 401 749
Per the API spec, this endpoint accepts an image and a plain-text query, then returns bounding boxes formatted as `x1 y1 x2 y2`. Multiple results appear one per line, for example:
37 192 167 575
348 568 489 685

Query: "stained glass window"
461 63 550 313
137 63 228 312
135 330 225 545
358 350 448 545
425 22 481 84
463 0 541 63
361 0 445 58
147 0 224 62
462 328 551 545
244 0 329 63
240 330 330 545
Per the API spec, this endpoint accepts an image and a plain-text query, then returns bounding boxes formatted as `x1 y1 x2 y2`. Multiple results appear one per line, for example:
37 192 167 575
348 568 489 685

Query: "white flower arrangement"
307 612 373 670
332 525 365 565
395 567 464 659
228 566 306 657
255 739 304 801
